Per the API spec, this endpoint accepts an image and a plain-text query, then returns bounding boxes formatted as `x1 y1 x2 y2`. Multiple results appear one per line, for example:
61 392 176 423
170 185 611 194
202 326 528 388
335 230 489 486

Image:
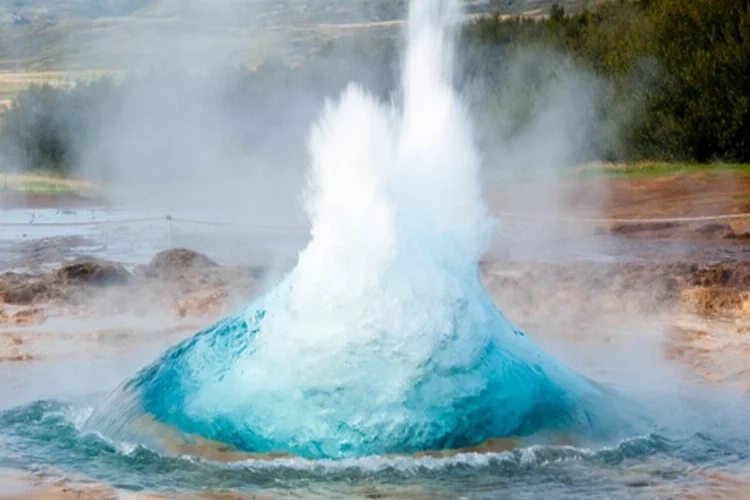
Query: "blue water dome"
85 266 641 459
84 0 646 459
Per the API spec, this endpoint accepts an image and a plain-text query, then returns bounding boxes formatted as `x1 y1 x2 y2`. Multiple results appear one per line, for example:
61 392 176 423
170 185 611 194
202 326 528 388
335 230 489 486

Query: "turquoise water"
70 0 648 456
80 270 649 460
2 0 749 495
2 396 750 498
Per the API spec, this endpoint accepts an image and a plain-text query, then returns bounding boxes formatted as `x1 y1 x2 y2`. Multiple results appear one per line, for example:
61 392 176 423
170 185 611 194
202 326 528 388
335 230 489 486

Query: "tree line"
1 0 748 175
0 33 397 175
461 0 750 163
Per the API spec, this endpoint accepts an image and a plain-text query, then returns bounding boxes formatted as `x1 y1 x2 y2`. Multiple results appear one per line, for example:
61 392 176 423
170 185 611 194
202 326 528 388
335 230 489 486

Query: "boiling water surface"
3 0 750 496
1 396 750 498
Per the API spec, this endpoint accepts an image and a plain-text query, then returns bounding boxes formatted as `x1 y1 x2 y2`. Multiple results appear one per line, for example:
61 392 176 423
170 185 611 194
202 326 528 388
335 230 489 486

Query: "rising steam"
84 0 642 459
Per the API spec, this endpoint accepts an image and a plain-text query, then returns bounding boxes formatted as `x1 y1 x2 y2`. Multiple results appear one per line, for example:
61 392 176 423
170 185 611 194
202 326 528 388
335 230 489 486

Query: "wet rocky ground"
482 258 750 393
1 245 748 385
0 245 749 499
2 172 750 498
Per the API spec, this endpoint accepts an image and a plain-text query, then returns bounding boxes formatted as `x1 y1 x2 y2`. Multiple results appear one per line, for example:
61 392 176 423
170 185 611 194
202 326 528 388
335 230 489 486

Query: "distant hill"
0 0 150 21
0 0 592 71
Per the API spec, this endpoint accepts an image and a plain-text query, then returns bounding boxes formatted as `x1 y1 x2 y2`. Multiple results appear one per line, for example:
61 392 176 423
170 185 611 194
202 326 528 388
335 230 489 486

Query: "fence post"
166 214 173 248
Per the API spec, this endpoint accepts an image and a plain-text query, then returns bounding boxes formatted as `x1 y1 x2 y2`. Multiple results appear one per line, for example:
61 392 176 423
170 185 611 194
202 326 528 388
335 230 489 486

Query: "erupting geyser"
85 0 640 459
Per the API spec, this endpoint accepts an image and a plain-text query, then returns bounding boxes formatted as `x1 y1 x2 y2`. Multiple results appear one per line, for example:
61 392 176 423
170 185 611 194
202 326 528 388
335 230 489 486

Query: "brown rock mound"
681 287 750 318
54 260 130 286
692 222 734 237
142 248 219 279
481 259 750 322
6 308 45 326
0 274 55 305
680 262 750 289
610 221 680 236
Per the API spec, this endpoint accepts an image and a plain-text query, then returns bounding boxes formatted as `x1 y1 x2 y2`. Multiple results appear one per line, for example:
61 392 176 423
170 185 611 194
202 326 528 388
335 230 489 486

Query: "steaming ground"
1 195 749 498
1 0 750 494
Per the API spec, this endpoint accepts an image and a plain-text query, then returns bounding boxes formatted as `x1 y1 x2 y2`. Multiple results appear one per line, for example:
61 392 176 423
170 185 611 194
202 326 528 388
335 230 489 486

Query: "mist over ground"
0 0 746 275
0 1 613 229
0 2 749 498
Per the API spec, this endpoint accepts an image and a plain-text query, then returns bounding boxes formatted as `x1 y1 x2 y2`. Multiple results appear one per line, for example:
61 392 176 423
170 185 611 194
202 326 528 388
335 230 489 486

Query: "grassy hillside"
0 0 588 71
0 0 578 105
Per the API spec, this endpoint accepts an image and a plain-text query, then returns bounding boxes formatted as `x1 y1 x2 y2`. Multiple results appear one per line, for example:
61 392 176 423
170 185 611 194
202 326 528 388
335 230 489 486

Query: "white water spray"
284 0 489 345
88 0 636 459
180 0 498 448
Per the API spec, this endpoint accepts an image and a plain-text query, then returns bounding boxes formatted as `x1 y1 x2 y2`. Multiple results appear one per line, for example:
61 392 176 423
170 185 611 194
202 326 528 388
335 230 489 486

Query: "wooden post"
166 214 173 248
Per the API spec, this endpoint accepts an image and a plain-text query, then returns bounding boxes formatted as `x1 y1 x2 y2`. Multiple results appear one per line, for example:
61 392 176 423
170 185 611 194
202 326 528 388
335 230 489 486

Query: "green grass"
0 173 98 196
485 161 750 187
20 180 78 194
577 162 750 179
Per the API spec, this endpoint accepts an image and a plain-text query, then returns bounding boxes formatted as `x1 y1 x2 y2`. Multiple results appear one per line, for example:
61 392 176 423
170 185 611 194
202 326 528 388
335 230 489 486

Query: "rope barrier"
0 214 309 231
168 217 306 231
0 217 164 227
0 211 747 229
494 212 750 224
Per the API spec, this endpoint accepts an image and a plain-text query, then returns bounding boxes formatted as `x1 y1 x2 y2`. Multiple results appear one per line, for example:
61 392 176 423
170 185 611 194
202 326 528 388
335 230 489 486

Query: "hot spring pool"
2 395 750 498
2 0 750 496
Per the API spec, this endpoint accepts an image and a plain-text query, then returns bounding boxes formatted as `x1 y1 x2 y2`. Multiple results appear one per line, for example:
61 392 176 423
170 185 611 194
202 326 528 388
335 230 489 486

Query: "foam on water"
79 0 649 459
2 400 750 497
2 401 665 477
3 3 750 496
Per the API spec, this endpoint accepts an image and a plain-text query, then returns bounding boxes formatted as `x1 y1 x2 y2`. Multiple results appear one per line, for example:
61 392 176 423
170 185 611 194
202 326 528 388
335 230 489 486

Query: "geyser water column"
85 0 642 459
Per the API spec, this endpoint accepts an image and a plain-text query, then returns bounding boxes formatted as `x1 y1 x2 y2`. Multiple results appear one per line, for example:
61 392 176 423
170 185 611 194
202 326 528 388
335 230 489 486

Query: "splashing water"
84 0 644 459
